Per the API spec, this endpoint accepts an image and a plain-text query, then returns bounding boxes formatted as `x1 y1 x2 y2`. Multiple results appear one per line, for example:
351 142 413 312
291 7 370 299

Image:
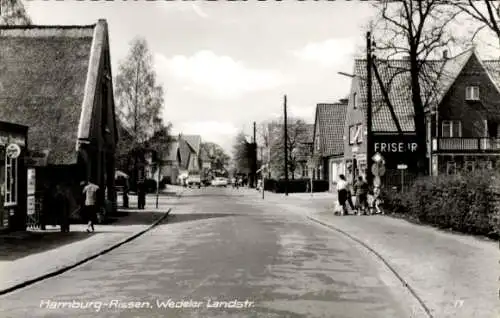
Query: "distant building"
310 100 348 191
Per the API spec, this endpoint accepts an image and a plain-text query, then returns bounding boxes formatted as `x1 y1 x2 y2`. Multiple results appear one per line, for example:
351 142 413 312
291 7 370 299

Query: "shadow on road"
104 211 167 226
166 213 236 224
180 194 246 198
0 231 93 261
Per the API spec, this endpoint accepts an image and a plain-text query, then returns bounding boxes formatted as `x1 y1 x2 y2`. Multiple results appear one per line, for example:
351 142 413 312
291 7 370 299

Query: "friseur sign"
372 134 419 154
371 134 421 168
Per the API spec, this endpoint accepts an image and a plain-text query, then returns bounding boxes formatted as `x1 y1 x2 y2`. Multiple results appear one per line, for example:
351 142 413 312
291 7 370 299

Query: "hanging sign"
6 143 21 158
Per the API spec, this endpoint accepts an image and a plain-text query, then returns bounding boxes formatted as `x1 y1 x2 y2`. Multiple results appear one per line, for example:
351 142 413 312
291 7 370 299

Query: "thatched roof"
0 21 111 165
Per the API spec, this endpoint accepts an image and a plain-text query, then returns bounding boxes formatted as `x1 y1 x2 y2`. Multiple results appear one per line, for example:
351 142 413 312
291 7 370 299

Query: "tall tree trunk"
410 55 428 175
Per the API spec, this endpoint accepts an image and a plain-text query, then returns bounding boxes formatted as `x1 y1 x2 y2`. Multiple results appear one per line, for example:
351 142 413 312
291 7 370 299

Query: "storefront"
0 122 28 232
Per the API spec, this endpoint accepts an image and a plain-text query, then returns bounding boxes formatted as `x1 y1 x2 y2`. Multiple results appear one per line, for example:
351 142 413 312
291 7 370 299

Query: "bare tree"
115 38 167 185
371 0 463 173
269 118 309 179
0 0 31 25
453 1 500 47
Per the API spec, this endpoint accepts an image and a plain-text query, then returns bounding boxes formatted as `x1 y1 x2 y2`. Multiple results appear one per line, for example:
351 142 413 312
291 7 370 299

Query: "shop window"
4 156 17 206
446 161 457 175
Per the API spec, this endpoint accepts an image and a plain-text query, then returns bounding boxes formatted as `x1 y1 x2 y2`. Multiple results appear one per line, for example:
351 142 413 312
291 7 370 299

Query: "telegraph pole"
252 121 257 188
366 31 374 187
284 95 289 196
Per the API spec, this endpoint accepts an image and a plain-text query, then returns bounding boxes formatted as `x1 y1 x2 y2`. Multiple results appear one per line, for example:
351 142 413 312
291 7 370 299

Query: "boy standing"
82 181 99 232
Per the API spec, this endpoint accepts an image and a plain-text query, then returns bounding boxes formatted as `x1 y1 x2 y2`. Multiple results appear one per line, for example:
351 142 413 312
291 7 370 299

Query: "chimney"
443 50 448 59
339 98 349 104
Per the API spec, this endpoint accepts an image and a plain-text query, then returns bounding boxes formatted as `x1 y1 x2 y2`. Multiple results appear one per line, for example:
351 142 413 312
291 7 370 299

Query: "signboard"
6 143 21 158
371 162 386 177
372 134 420 169
27 169 36 195
27 196 35 215
0 131 26 146
397 164 408 170
25 150 49 167
202 162 211 169
372 152 384 163
373 176 381 187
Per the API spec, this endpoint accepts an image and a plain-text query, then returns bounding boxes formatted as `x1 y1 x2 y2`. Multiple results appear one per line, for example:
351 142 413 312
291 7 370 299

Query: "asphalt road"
0 187 421 318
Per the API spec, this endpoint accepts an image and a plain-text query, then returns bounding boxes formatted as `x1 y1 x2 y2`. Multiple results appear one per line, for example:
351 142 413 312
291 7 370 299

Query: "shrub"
382 169 500 237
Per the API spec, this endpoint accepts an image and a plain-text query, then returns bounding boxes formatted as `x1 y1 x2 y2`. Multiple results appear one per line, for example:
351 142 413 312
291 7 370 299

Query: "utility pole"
253 121 257 188
284 95 289 196
366 31 374 187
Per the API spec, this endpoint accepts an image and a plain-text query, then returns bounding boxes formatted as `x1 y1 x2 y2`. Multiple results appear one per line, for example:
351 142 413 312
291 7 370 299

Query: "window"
315 136 320 151
356 124 363 143
349 125 357 145
446 161 457 175
441 120 462 137
486 120 499 138
353 93 358 109
465 86 479 101
4 155 18 206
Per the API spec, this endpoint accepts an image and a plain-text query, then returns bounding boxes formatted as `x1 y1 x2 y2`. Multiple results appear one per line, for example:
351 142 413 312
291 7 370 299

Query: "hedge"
382 169 500 238
264 178 329 193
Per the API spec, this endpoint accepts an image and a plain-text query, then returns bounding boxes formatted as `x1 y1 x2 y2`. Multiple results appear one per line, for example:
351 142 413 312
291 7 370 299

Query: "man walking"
82 180 99 232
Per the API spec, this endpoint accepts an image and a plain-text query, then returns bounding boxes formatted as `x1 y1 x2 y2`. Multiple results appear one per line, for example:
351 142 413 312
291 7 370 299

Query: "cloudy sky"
22 1 499 155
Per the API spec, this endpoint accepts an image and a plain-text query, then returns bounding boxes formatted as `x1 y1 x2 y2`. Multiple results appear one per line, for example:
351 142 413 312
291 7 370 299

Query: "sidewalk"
244 189 499 318
0 189 183 295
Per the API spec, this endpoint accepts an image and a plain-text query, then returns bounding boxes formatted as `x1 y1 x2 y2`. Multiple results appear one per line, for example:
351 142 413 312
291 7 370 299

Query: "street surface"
0 187 422 318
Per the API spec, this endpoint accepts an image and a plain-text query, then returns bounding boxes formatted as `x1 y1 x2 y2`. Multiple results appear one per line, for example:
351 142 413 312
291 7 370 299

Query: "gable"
0 24 96 165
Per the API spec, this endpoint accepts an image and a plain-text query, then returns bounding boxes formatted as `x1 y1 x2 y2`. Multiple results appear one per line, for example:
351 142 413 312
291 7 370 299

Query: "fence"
380 169 419 193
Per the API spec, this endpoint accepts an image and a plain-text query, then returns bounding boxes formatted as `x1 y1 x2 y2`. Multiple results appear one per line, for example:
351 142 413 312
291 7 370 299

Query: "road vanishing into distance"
0 187 424 318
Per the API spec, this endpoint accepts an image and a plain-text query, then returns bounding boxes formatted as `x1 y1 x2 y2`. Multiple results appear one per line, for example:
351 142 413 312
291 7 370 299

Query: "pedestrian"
54 184 70 232
82 180 99 232
336 175 349 216
354 176 369 215
137 180 146 209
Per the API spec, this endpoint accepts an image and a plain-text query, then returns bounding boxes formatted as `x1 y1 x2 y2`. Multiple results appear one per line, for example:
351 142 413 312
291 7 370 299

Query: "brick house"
429 49 500 175
0 20 119 228
342 48 500 188
310 100 348 191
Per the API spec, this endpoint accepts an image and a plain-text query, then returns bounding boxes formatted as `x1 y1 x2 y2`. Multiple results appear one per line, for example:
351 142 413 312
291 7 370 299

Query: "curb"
306 215 434 318
0 208 172 296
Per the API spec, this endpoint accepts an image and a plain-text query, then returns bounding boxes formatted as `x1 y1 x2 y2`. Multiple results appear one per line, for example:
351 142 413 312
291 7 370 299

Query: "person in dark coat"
137 180 146 209
354 176 369 215
54 184 70 232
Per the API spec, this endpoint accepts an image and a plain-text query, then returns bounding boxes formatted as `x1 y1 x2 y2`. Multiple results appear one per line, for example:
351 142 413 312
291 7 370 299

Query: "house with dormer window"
429 49 500 175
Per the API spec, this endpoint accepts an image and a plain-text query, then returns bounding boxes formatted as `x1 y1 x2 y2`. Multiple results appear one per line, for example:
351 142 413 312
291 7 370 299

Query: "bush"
382 169 500 237
144 178 157 193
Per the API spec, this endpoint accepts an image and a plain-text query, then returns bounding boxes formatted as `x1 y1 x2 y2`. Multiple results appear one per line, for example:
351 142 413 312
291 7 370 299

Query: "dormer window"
465 86 479 101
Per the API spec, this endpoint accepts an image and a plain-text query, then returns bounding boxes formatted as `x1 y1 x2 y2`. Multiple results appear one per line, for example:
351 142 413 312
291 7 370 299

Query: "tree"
115 38 167 184
201 142 231 171
269 118 309 179
232 132 252 175
371 0 462 174
453 1 500 47
0 0 31 25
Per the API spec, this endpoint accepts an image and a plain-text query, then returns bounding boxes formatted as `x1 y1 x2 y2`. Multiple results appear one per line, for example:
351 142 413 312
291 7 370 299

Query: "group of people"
335 174 383 216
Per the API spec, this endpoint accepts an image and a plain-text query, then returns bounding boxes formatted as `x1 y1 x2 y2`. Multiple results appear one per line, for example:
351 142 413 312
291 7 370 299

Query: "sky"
21 1 500 156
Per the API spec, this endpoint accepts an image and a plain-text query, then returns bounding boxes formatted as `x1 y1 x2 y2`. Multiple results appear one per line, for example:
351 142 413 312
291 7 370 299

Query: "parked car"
186 175 201 188
211 177 228 187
